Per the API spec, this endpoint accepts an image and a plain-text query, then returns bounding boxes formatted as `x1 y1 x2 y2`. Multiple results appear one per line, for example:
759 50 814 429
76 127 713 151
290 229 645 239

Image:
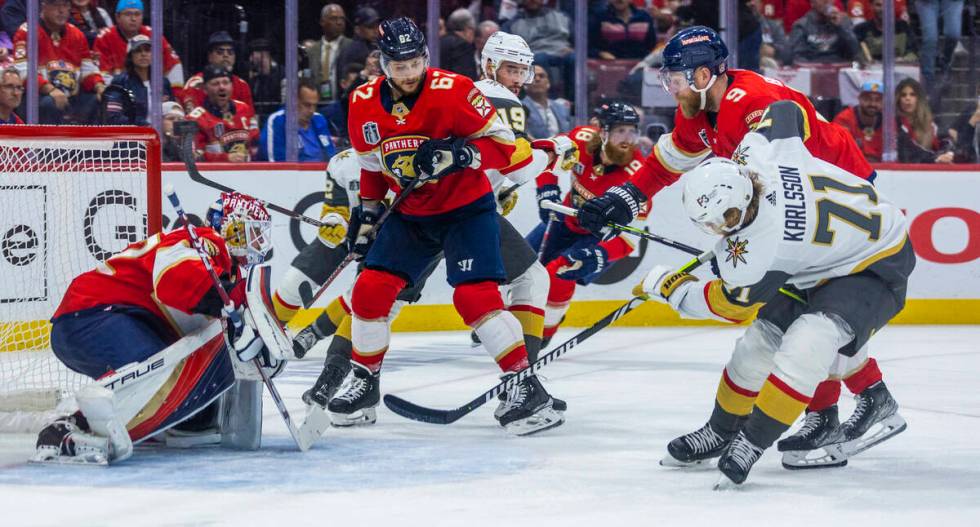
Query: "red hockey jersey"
13 22 104 94
347 68 516 217
181 72 253 114
631 69 873 200
539 125 651 260
53 228 240 336
188 100 259 162
93 26 184 93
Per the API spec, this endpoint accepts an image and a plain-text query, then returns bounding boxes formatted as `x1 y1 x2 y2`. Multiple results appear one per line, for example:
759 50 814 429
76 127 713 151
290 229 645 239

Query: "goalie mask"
207 192 272 266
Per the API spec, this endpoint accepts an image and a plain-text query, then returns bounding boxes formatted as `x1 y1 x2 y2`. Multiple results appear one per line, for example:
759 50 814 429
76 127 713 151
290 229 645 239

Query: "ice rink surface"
2 325 979 527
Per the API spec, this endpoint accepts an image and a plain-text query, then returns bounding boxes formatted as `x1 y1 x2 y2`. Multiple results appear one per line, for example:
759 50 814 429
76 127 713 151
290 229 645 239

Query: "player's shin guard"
456 281 529 372
75 384 132 463
542 269 575 344
506 261 548 362
273 265 321 323
350 270 406 373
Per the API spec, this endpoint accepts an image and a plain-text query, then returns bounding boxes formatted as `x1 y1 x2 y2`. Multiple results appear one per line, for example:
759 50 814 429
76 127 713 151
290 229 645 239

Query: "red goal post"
0 125 161 432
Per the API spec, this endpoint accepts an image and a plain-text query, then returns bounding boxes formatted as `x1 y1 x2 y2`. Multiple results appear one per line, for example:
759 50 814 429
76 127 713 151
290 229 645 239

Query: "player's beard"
676 89 702 119
603 141 636 167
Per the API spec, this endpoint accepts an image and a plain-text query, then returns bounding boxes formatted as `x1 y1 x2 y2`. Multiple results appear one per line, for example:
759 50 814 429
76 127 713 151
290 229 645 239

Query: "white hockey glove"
633 264 699 311
232 323 265 362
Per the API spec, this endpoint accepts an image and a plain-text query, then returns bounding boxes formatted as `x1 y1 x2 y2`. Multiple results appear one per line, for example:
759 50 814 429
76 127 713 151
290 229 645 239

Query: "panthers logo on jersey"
380 135 429 186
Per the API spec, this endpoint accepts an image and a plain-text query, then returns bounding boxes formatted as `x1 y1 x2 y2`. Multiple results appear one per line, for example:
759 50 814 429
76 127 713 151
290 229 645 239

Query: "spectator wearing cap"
304 3 351 105
181 31 254 115
589 0 657 60
247 38 283 115
69 0 112 47
104 34 172 125
440 8 478 80
335 6 379 86
787 0 861 64
93 0 184 94
523 65 570 139
260 79 335 162
832 80 884 162
187 64 258 163
0 67 24 124
161 100 184 161
13 0 106 124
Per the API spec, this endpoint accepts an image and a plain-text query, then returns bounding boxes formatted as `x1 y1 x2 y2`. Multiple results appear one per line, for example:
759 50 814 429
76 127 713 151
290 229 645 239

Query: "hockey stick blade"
383 296 648 425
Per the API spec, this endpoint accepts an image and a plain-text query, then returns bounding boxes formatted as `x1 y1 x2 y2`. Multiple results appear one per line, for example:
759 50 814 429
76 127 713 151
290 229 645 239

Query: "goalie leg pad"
76 384 132 463
219 380 263 451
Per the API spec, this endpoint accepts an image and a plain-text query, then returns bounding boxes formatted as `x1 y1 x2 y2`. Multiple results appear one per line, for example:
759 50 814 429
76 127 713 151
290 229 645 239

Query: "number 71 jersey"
716 129 910 295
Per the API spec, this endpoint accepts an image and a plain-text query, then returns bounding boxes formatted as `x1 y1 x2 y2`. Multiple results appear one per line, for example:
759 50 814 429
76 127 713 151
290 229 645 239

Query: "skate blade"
659 451 717 469
329 407 378 428
712 473 741 491
839 413 907 457
781 445 848 470
29 452 109 467
503 408 565 437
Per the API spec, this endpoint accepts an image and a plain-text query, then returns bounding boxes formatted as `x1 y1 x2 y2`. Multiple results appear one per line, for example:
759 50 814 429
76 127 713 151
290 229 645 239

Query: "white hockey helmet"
681 157 754 236
481 31 535 84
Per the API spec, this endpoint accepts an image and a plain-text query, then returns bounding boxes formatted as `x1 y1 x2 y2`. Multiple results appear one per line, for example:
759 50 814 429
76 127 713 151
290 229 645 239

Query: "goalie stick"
164 185 314 451
382 251 713 424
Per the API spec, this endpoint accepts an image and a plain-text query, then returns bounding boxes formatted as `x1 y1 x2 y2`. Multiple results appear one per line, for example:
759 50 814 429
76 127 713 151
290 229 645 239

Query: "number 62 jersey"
676 101 914 323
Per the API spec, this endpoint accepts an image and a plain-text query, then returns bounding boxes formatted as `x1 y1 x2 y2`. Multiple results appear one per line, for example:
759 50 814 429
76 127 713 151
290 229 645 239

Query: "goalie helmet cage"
0 125 161 433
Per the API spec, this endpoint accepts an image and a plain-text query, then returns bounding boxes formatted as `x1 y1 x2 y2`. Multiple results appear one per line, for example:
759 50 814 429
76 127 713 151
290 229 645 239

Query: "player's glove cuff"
633 264 699 310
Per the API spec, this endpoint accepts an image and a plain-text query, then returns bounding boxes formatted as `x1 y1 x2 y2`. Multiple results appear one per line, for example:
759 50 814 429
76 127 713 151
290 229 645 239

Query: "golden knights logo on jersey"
380 135 429 186
725 237 749 268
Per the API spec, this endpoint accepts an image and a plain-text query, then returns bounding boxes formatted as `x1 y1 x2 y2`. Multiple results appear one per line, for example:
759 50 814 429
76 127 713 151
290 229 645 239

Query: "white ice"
2 325 979 527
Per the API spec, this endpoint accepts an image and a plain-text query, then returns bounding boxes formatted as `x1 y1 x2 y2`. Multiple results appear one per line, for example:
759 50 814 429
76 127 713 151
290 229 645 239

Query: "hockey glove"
555 245 608 281
344 202 386 260
633 264 699 311
531 136 578 174
577 182 645 239
498 187 519 216
232 323 266 362
413 137 479 183
536 184 562 224
317 204 350 249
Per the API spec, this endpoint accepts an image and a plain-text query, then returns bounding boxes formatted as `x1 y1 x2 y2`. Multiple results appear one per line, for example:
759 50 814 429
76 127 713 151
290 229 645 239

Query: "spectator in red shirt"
832 80 883 161
93 0 183 95
187 64 258 163
181 31 253 115
896 77 954 164
13 0 105 124
590 0 658 60
0 66 24 124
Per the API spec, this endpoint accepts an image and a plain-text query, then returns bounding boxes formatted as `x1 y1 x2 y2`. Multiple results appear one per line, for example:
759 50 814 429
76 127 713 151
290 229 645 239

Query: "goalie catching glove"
412 137 480 182
633 265 700 310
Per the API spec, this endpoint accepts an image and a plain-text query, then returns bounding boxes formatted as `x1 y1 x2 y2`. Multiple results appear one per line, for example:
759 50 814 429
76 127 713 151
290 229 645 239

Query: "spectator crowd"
0 0 975 165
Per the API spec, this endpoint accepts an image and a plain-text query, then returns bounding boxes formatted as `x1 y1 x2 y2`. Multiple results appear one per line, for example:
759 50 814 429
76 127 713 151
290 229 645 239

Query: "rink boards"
145 162 980 330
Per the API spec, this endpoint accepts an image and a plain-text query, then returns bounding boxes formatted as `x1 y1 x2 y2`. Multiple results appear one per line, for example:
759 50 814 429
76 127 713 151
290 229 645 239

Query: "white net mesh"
0 128 154 432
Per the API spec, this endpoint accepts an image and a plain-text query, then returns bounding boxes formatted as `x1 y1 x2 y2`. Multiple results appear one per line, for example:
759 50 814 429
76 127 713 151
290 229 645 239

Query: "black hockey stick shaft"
382 249 714 425
303 174 425 308
178 130 325 228
165 185 309 451
541 201 806 304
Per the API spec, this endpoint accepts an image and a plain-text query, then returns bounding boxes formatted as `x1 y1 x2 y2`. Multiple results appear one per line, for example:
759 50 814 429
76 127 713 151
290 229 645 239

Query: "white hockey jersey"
474 79 551 194
675 106 910 323
324 148 362 209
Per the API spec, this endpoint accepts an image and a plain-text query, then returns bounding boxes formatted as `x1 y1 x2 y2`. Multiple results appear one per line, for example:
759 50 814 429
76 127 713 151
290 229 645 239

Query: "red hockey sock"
808 379 842 412
843 358 883 395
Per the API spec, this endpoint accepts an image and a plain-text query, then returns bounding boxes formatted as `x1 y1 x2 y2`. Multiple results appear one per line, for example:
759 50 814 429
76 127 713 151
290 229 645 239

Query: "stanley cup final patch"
362 121 381 145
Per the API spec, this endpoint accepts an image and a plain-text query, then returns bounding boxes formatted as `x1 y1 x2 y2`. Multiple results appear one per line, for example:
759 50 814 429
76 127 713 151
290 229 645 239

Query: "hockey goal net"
0 126 161 432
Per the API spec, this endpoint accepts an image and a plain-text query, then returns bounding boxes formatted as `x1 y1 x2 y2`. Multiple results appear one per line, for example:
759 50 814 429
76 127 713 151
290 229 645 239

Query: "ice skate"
302 362 351 407
661 423 731 468
714 431 765 489
837 381 907 458
778 406 848 470
327 363 379 427
292 324 322 359
496 374 564 436
30 413 111 466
